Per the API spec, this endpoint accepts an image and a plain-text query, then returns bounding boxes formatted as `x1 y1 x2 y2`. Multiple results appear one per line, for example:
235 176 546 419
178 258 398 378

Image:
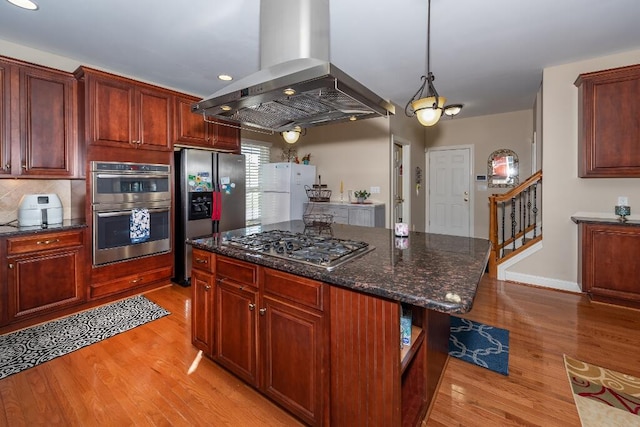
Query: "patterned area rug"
564 355 640 426
0 295 170 380
449 316 510 375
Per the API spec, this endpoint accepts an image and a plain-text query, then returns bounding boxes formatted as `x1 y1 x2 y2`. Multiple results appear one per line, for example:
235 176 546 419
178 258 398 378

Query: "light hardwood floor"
1 277 639 426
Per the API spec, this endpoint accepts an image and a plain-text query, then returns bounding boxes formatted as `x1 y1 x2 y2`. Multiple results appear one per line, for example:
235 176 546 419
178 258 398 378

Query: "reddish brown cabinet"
575 64 640 177
76 67 172 151
577 220 640 309
191 249 215 356
5 229 85 324
174 95 240 152
0 57 77 178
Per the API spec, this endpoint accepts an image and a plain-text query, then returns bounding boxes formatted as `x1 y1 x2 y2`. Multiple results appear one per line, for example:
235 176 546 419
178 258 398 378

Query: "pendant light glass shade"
281 127 302 144
412 96 446 126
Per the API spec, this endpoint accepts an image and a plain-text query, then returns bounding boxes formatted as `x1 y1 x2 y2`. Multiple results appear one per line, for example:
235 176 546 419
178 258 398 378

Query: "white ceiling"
2 0 640 119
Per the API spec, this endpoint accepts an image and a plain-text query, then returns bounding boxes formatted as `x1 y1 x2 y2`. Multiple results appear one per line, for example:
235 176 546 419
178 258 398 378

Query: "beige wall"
425 110 534 238
506 48 640 291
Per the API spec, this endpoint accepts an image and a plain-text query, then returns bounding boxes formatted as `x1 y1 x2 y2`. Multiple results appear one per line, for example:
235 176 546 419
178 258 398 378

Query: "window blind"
241 141 271 226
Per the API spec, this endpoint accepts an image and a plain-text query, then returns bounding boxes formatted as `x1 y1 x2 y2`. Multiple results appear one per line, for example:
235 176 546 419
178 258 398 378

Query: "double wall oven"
90 161 171 266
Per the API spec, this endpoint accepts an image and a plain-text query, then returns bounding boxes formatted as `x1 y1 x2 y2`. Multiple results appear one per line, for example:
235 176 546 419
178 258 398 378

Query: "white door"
428 148 471 237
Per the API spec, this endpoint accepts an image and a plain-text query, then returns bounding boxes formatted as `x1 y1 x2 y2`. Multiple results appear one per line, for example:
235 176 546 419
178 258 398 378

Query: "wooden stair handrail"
488 169 543 278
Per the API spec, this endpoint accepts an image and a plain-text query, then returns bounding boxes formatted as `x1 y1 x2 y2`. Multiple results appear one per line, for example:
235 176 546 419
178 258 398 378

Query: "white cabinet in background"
304 202 385 228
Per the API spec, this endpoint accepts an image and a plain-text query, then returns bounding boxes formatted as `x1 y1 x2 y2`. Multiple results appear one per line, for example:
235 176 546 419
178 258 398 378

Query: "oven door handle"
96 207 170 218
95 173 170 179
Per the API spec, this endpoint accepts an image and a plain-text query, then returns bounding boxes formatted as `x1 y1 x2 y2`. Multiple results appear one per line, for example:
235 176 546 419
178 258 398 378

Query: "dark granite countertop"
189 221 491 314
571 215 640 226
0 219 87 237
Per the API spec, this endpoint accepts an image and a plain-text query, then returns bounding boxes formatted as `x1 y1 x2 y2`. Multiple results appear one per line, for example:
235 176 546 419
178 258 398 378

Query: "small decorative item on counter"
301 153 311 165
395 237 409 250
354 189 370 203
615 205 631 221
394 222 409 237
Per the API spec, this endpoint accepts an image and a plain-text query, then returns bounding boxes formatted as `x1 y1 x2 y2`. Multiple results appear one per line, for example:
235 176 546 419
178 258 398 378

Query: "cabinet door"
0 60 10 176
191 268 215 356
7 248 84 321
138 87 172 150
215 279 258 385
348 207 374 227
174 95 213 147
261 296 325 426
212 120 240 152
91 76 135 147
19 67 76 176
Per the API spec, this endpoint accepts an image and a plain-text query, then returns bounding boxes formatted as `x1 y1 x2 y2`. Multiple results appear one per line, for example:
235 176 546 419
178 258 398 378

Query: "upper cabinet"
575 64 640 178
0 57 78 178
174 95 240 153
75 67 172 152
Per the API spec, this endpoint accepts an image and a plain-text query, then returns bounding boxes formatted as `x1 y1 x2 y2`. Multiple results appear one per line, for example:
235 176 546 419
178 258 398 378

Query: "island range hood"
192 0 395 133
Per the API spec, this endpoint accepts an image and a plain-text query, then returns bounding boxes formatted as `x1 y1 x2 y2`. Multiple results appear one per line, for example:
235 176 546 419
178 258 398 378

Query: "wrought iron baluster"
511 197 517 251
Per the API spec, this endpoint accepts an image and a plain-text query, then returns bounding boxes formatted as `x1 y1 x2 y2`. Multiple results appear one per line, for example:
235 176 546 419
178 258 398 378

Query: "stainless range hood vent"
192 0 394 133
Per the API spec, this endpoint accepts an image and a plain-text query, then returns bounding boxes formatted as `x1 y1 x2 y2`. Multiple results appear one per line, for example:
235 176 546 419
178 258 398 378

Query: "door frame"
390 134 412 228
425 144 475 237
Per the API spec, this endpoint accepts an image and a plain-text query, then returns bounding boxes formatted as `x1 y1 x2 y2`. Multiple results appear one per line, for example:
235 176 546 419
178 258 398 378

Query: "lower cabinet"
304 202 385 227
577 221 640 309
192 253 327 426
4 229 85 324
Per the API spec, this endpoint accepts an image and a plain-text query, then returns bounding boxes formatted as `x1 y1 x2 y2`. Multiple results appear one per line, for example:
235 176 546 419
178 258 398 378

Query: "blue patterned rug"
0 295 170 380
449 316 510 375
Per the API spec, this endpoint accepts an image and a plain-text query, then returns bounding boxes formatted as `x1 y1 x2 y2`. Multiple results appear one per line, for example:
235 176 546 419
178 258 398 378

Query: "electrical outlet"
370 186 380 194
618 196 629 206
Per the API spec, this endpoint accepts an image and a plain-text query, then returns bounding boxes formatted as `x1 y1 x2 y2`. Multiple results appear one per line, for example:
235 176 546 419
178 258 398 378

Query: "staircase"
488 170 542 278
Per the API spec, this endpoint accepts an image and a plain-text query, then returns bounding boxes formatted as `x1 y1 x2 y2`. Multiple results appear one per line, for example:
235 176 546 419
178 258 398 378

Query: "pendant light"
281 126 305 144
405 0 462 126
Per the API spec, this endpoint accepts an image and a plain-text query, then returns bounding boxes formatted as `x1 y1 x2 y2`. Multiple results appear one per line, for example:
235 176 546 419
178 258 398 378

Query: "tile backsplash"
0 180 84 224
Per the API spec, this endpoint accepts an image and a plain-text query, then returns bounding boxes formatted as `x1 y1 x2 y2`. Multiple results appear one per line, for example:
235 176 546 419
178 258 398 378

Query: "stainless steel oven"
90 161 172 266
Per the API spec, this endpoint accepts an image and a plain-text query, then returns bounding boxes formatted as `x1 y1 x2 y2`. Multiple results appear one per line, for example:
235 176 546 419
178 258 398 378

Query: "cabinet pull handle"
204 285 211 291
130 278 141 284
195 259 207 264
37 239 60 245
248 303 255 311
259 308 267 316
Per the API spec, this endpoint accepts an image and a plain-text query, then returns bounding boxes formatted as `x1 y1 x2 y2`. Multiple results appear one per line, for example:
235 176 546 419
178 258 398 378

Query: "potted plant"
354 189 370 203
301 153 311 164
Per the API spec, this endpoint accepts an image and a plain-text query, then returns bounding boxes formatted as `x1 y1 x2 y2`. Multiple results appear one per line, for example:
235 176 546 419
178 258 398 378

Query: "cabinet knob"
130 278 141 284
248 303 255 311
21 164 27 169
4 163 9 170
259 308 267 316
204 285 211 291
8 263 13 269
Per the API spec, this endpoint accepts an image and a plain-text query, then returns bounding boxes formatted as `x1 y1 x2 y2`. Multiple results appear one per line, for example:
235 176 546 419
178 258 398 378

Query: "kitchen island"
189 221 490 426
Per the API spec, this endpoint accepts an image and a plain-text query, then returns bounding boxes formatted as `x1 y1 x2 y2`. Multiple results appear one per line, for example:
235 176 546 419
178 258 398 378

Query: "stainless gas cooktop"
223 230 374 270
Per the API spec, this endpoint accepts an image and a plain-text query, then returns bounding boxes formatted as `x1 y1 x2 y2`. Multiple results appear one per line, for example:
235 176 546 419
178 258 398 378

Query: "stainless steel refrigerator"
174 149 246 285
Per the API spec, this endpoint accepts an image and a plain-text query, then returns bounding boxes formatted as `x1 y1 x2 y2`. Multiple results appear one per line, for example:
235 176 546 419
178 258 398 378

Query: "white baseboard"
503 271 582 293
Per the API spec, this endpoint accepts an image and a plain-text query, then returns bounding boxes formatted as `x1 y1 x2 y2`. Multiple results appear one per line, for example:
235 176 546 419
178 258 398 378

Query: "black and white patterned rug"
0 295 170 380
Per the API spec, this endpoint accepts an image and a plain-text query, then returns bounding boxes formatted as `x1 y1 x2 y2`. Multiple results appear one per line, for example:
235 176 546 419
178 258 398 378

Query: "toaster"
18 193 63 227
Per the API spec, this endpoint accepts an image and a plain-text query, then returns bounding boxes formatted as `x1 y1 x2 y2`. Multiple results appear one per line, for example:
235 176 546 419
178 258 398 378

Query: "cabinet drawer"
263 268 324 311
192 248 214 273
7 229 84 255
217 256 257 286
89 266 172 299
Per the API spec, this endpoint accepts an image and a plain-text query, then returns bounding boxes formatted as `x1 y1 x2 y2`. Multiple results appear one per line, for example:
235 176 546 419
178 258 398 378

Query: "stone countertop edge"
571 215 640 226
188 221 491 315
0 219 87 237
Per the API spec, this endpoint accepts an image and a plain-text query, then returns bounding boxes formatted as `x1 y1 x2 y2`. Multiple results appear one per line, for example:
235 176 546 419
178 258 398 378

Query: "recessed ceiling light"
6 0 38 10
218 74 233 81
